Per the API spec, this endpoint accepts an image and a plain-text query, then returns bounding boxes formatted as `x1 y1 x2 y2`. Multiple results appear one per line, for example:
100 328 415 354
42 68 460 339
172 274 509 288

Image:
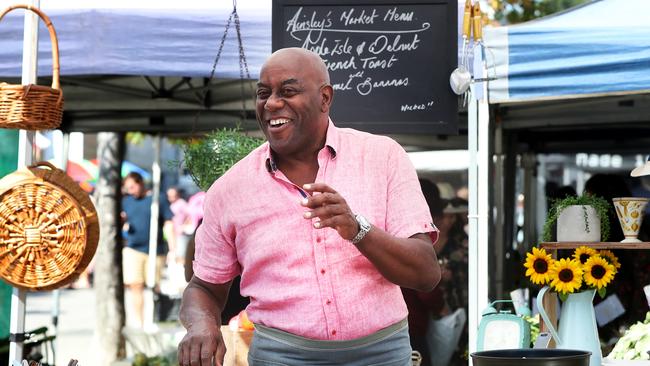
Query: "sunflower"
573 246 598 265
584 255 616 290
550 258 583 295
598 250 621 272
524 247 554 285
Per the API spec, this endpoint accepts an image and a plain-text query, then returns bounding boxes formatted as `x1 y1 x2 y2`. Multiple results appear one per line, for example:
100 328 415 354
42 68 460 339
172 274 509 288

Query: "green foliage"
492 0 589 24
541 194 611 242
132 353 172 366
126 132 145 145
558 292 569 302
182 128 264 191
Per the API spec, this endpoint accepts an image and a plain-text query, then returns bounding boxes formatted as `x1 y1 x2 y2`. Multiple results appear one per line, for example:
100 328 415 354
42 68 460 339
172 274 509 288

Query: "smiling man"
177 47 441 366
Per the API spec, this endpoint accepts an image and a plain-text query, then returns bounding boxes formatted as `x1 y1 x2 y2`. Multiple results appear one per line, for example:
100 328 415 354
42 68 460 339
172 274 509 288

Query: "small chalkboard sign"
272 0 458 135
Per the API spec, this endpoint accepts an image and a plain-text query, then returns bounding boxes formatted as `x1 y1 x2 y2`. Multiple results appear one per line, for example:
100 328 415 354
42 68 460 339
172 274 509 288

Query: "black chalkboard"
272 0 458 135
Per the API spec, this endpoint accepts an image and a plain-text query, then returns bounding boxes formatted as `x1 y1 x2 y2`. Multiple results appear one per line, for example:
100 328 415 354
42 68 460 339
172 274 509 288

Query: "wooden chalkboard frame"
272 0 458 135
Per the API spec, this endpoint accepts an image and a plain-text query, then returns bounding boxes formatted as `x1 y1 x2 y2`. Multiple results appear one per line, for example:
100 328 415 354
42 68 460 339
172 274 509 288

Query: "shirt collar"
265 118 339 173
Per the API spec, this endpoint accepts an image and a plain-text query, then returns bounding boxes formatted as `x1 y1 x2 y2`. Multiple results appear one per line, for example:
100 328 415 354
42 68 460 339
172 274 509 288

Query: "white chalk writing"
285 6 427 98
401 101 435 112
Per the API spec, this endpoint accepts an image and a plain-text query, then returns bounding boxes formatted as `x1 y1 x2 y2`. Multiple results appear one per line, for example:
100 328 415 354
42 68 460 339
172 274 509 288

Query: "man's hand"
300 183 359 241
178 278 232 366
301 183 440 291
177 322 226 366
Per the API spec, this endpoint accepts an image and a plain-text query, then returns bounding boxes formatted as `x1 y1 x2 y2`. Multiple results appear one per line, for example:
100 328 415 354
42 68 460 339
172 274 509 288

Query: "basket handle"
0 4 61 90
30 161 57 170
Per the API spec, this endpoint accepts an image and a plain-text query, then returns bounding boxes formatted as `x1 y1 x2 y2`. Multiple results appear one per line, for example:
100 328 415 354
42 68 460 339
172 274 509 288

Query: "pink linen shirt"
194 121 438 341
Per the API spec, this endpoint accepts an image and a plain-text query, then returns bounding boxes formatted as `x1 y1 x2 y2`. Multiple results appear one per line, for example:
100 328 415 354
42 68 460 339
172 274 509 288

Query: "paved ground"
23 286 185 366
25 288 99 366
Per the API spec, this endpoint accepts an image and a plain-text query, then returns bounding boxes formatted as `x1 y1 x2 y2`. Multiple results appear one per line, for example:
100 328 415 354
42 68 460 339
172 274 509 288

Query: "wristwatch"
351 214 371 244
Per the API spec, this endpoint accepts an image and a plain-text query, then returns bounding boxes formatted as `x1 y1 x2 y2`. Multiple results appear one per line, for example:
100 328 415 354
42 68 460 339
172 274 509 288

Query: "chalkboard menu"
272 0 458 135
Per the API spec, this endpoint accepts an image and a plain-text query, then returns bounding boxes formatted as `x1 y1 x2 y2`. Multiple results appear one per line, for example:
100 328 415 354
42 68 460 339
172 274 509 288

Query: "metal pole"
477 61 491 323
10 1 40 363
49 132 69 358
493 122 505 301
144 134 162 329
522 153 538 248
467 84 479 359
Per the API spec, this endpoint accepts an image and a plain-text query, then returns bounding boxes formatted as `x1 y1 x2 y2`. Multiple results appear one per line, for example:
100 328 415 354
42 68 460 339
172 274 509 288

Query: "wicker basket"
0 4 63 131
0 162 98 291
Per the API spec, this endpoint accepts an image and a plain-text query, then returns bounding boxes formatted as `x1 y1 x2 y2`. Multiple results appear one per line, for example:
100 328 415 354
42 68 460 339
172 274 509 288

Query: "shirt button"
331 330 337 336
320 269 326 274
316 237 321 243
326 299 331 305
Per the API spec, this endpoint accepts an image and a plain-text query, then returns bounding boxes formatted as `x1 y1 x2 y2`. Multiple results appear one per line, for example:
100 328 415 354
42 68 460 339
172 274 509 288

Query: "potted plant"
181 128 264 191
542 194 611 242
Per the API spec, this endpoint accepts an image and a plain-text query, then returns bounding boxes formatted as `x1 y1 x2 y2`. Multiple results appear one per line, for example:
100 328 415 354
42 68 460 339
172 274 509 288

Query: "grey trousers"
248 319 412 366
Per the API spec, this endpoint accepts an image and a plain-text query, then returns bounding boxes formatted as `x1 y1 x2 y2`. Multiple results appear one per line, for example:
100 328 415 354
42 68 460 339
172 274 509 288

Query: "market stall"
3 0 649 364
464 0 650 362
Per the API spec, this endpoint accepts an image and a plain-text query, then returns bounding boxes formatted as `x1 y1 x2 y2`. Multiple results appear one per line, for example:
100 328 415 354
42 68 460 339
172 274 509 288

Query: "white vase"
613 197 649 243
556 205 601 242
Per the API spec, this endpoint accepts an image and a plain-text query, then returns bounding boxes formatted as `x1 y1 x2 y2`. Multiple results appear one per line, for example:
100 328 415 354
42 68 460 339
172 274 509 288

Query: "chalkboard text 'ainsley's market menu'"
272 0 457 135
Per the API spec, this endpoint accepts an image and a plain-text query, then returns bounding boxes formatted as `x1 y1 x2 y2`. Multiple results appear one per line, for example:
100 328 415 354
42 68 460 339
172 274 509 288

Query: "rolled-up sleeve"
384 141 439 244
192 187 241 284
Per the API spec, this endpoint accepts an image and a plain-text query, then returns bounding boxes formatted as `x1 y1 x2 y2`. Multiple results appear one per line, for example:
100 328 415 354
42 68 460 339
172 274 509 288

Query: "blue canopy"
0 1 272 78
484 0 650 103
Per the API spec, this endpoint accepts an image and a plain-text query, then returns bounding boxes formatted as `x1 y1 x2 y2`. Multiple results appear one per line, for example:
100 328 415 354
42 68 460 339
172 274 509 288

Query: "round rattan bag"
0 162 98 291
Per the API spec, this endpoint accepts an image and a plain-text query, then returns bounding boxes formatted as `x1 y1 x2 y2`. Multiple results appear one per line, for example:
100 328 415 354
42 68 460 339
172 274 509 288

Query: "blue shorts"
248 319 412 366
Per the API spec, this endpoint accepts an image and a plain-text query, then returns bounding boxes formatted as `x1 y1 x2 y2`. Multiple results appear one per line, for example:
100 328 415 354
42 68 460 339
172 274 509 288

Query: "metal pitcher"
537 286 602 366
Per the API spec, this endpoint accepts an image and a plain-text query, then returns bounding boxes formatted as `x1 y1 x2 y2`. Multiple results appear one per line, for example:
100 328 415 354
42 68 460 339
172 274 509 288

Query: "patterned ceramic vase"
612 197 649 243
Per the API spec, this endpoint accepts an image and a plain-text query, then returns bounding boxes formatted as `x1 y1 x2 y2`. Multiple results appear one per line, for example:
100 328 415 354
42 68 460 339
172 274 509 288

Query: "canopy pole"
49 132 70 358
477 60 491 324
144 134 162 329
468 57 491 363
467 84 479 359
10 1 40 364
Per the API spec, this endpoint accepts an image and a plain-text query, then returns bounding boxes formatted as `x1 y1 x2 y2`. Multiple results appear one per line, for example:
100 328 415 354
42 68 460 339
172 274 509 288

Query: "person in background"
166 186 190 266
121 172 173 327
178 47 441 366
433 197 469 366
184 191 205 235
583 174 650 343
584 174 630 243
455 185 468 201
402 179 446 366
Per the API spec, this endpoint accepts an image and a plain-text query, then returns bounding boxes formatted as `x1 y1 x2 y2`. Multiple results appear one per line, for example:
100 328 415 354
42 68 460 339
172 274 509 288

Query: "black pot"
471 349 591 366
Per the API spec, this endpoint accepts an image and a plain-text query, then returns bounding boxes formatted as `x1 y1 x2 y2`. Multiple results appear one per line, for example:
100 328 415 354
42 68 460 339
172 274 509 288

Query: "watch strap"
351 214 371 244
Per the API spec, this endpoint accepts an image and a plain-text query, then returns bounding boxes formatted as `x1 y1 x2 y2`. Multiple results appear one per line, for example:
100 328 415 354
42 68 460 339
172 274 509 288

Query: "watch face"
357 215 371 230
482 320 522 351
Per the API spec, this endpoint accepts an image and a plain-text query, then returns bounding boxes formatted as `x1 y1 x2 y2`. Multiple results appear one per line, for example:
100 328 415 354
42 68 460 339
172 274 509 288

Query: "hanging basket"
0 4 64 131
0 162 98 291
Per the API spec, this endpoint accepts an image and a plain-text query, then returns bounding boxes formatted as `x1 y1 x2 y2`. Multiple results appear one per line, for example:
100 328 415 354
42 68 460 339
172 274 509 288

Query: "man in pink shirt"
178 47 441 366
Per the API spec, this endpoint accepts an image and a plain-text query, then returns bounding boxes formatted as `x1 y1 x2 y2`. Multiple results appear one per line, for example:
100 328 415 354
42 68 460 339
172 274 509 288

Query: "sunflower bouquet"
524 246 620 301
